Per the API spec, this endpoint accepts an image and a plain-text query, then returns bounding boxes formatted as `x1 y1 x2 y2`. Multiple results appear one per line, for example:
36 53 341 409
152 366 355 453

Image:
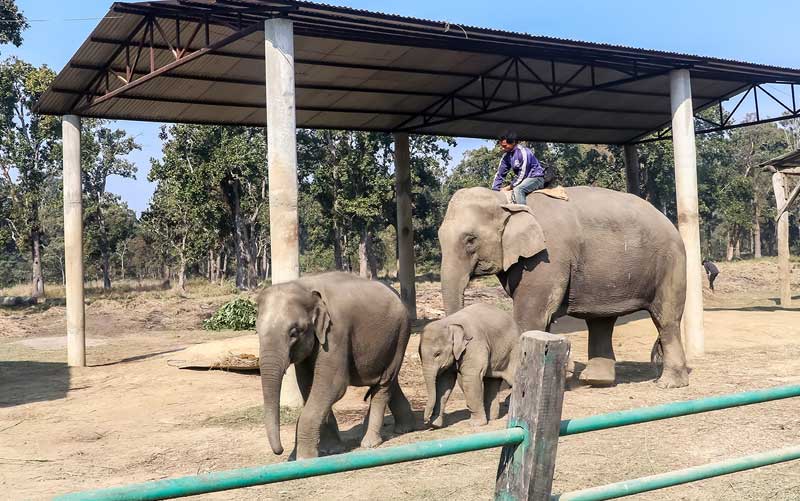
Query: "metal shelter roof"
760 149 800 170
36 0 800 144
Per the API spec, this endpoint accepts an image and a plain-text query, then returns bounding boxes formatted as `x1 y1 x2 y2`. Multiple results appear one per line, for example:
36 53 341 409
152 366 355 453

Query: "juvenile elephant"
439 186 689 389
257 272 415 459
420 303 521 428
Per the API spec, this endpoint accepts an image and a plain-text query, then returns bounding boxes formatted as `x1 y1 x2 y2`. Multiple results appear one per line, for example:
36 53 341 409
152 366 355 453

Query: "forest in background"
2 0 799 296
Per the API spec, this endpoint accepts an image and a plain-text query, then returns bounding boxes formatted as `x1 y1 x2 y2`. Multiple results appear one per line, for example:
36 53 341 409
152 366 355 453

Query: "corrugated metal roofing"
36 0 800 144
761 149 800 169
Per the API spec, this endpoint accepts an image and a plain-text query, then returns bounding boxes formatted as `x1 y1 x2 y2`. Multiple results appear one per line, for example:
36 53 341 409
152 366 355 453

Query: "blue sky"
3 0 799 214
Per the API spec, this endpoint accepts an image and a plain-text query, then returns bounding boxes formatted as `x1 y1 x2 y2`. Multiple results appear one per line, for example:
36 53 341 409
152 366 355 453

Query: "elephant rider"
491 131 545 205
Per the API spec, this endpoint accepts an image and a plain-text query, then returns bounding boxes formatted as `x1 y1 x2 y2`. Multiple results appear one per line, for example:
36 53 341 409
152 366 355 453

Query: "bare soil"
1 261 799 500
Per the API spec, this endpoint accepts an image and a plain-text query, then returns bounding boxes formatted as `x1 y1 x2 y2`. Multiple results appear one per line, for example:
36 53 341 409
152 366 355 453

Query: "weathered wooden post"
772 171 792 306
495 331 570 500
393 132 417 319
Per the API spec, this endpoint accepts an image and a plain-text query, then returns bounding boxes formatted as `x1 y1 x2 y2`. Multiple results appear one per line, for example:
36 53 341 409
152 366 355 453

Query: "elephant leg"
460 369 488 427
295 364 348 459
388 379 415 434
580 317 617 386
295 360 341 454
484 378 504 421
361 384 391 449
650 315 689 389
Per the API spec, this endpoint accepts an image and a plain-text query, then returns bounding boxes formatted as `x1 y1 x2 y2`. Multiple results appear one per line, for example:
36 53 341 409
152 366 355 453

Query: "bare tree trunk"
178 255 187 293
220 251 227 283
367 230 378 279
726 231 735 261
31 229 44 299
333 222 344 271
262 249 269 280
734 232 741 260
359 227 369 278
754 194 762 258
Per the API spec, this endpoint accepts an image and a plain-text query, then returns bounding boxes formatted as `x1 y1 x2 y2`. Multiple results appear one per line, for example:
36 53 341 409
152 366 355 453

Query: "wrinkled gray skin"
439 187 689 389
257 272 415 459
420 303 521 428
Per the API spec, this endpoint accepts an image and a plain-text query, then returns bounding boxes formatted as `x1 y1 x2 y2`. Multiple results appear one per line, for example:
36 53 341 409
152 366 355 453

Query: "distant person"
491 131 545 205
702 259 719 292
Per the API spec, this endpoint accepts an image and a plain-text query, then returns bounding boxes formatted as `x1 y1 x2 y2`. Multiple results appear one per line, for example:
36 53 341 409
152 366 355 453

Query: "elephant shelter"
35 0 800 402
761 149 800 307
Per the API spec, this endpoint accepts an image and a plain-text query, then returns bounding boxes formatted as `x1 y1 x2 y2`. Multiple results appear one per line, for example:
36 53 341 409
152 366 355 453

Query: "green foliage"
0 1 27 50
203 297 258 331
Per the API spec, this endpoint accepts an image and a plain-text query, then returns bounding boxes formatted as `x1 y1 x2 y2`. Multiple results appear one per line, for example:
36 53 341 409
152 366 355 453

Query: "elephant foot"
430 414 445 429
655 367 689 389
488 406 501 421
566 353 575 378
294 446 319 460
469 415 488 427
393 417 416 434
360 432 384 449
579 358 616 386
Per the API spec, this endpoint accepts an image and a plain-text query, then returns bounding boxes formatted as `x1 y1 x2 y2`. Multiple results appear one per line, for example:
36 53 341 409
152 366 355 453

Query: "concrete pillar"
623 144 641 197
393 132 417 320
63 115 85 367
669 69 704 358
264 18 302 406
772 171 792 306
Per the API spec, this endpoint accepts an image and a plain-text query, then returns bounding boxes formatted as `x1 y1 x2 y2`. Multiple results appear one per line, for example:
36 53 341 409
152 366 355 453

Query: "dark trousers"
708 272 718 291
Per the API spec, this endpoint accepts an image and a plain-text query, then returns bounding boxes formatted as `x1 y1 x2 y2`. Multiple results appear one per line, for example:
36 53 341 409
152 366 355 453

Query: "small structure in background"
761 150 800 307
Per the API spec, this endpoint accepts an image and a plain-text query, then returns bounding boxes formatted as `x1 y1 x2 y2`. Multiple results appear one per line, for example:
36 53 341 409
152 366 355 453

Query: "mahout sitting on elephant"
438 186 689 389
257 272 415 459
420 303 521 428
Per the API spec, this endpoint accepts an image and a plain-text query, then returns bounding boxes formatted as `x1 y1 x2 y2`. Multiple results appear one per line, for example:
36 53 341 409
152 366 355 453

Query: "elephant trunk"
423 366 439 423
441 257 471 315
260 352 289 455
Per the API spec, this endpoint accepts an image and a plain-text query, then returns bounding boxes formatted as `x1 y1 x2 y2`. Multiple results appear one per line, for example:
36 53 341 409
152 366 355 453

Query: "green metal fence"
53 333 800 501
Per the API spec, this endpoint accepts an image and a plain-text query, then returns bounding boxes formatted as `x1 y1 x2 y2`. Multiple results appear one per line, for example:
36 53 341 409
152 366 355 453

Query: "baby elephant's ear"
311 290 331 346
450 324 471 361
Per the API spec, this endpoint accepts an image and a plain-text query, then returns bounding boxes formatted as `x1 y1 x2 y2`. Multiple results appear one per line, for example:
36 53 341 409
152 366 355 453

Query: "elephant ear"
311 290 331 346
450 324 471 361
500 203 546 271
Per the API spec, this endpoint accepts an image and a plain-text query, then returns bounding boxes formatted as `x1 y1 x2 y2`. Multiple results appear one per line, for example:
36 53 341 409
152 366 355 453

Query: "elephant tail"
363 385 379 402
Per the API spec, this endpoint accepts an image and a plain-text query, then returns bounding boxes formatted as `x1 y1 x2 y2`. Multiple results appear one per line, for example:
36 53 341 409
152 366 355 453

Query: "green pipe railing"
554 444 800 501
55 384 800 501
54 427 527 501
559 384 800 436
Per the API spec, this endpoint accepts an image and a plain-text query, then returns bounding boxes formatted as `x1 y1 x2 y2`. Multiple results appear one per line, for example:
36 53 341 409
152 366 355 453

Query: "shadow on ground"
0 361 70 407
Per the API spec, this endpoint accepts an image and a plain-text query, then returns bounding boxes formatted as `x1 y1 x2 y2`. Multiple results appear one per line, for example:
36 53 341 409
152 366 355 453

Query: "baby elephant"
420 303 521 428
257 272 415 459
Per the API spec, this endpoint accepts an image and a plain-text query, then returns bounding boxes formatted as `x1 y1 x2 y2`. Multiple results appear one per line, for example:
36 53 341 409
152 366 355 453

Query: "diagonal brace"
79 23 262 111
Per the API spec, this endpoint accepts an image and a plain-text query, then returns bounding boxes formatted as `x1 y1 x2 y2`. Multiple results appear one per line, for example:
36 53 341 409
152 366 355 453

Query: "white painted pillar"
63 115 85 367
393 133 417 320
670 69 704 358
623 144 641 197
772 172 792 306
265 18 302 407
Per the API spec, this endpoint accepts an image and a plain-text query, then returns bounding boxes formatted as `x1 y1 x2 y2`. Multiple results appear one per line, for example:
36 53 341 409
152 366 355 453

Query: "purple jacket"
491 145 544 190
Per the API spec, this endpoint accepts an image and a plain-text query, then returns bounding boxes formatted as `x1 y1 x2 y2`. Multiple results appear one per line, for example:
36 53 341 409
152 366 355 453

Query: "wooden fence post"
495 331 570 500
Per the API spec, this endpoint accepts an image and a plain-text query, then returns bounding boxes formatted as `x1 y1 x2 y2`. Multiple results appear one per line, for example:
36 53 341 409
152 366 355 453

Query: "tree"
0 58 59 298
81 120 140 289
0 1 27 52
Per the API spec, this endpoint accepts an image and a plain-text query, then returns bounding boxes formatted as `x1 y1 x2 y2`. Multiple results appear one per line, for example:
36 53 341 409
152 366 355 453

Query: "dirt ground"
1 259 799 500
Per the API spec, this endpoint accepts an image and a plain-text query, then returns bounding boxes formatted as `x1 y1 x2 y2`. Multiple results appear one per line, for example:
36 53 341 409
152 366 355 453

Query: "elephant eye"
434 351 441 358
463 234 477 252
289 327 299 338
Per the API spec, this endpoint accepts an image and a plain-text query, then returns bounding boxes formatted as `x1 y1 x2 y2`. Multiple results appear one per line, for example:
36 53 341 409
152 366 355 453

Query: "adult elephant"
438 186 689 388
